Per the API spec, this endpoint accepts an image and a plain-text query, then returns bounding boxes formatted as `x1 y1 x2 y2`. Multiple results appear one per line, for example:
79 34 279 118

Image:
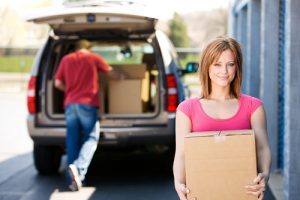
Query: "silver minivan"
26 1 195 174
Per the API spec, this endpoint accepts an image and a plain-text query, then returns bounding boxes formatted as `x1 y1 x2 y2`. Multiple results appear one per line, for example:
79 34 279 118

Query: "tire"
33 144 62 175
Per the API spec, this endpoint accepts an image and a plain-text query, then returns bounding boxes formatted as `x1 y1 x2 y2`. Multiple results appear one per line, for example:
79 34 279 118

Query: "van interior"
47 39 160 118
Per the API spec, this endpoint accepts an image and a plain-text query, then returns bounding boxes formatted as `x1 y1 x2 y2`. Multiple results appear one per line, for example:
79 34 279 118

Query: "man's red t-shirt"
54 51 110 107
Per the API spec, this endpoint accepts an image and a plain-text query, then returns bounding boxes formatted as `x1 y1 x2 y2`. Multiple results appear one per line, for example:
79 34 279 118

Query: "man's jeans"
65 104 99 181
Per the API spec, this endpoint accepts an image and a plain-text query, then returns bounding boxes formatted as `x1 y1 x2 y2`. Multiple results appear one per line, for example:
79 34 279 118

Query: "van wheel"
33 144 62 175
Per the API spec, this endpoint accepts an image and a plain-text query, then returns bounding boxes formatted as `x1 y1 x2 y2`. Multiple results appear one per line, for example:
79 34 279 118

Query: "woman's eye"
228 63 235 67
213 64 221 67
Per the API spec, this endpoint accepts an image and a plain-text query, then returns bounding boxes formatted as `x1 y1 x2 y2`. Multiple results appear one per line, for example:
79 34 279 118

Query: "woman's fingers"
180 183 190 194
246 189 264 199
177 190 188 200
258 191 264 200
175 182 190 200
245 182 266 191
254 173 265 183
178 194 188 200
245 173 267 198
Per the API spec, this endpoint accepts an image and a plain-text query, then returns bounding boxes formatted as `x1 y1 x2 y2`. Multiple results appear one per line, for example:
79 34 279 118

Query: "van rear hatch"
26 3 158 35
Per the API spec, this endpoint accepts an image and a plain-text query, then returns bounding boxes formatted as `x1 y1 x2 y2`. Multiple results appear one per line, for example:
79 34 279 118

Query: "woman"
173 36 271 200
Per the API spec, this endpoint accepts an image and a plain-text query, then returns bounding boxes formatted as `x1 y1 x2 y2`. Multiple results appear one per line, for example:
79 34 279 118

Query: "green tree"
168 12 190 48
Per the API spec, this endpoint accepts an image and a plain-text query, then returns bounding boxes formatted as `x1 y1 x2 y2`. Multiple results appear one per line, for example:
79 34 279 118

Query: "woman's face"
208 49 236 88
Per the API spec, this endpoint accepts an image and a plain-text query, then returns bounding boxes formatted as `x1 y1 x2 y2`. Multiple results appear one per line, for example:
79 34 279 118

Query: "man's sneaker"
68 164 82 191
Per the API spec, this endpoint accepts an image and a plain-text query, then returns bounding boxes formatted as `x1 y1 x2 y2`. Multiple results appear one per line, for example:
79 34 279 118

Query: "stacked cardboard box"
108 64 148 114
184 129 257 200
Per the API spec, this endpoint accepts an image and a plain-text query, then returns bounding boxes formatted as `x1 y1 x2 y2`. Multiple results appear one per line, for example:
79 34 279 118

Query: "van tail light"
27 76 36 113
166 74 178 112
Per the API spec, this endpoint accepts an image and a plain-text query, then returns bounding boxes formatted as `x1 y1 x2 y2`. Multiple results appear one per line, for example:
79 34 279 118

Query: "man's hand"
108 68 127 80
54 79 66 92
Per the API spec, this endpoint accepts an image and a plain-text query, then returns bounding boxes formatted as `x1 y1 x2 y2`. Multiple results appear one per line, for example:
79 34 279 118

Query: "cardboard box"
107 64 150 114
108 79 143 114
111 64 146 79
184 130 257 200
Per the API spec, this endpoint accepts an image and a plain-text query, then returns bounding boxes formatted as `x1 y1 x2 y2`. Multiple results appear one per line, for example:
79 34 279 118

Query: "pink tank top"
176 94 262 132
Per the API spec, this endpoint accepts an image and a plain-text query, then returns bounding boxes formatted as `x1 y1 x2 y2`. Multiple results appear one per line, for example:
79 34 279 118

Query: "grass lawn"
0 53 199 73
0 55 35 73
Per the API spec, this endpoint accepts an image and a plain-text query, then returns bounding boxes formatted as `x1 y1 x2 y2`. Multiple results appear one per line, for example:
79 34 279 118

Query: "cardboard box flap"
184 129 254 138
111 64 146 79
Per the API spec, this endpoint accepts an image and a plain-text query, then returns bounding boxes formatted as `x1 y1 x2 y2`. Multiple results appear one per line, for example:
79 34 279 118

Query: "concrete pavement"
269 171 283 200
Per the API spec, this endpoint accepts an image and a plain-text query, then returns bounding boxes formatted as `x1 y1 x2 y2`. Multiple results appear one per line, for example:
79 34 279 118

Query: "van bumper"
27 115 175 147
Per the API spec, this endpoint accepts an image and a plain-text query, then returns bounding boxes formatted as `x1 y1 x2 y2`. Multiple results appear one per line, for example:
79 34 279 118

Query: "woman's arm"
173 110 192 200
246 105 272 200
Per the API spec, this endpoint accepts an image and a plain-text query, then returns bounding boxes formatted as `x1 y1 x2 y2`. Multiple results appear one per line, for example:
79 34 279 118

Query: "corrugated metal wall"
230 0 300 199
278 0 285 171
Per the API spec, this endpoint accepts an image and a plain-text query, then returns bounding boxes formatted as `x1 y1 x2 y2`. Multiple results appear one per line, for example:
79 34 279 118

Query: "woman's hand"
245 173 268 200
175 181 190 200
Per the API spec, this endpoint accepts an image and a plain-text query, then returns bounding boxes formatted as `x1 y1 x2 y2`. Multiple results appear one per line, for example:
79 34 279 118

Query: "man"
54 39 124 191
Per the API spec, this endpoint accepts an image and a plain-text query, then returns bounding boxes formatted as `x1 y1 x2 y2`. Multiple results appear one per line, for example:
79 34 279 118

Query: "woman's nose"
221 65 228 73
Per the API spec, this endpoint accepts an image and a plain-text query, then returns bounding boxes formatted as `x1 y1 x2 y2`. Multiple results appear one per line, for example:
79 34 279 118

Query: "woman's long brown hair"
199 36 243 99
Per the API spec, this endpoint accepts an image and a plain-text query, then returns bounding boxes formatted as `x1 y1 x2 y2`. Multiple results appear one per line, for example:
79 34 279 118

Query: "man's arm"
54 79 66 92
107 67 126 80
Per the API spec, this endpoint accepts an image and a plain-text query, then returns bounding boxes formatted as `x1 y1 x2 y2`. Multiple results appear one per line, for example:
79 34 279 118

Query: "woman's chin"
213 81 231 87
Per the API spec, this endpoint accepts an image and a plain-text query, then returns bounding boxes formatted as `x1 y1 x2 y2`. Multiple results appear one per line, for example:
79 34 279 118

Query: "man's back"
55 50 110 107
